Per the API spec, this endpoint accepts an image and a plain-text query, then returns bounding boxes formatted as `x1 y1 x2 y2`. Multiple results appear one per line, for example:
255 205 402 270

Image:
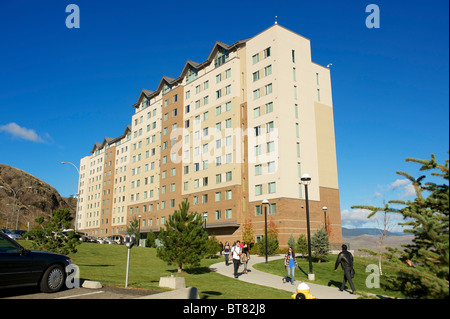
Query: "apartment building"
76 24 343 247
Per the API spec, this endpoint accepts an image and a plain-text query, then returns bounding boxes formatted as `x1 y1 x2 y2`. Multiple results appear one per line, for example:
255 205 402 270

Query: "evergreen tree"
145 231 156 248
297 234 308 258
156 201 208 272
352 153 449 299
205 235 221 258
28 208 80 255
288 234 297 251
126 216 140 245
311 228 330 263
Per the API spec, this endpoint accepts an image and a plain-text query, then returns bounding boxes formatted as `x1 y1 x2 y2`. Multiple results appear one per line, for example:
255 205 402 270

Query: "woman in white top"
231 240 242 278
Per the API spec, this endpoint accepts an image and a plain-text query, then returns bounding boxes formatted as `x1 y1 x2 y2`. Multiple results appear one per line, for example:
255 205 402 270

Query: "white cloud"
389 179 416 198
0 122 46 143
341 208 373 228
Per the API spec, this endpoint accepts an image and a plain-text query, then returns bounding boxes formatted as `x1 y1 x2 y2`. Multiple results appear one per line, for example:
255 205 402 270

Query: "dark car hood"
28 250 70 261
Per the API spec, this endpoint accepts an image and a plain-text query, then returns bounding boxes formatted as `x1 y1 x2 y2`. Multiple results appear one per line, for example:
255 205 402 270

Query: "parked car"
108 235 123 245
0 232 72 293
0 228 22 240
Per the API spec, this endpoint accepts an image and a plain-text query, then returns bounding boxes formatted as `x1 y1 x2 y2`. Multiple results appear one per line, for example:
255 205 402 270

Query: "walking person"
283 247 298 285
241 242 250 274
334 244 356 294
223 241 231 266
231 240 242 278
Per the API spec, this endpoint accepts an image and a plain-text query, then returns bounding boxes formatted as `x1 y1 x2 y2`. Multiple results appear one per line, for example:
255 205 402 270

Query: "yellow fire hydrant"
291 282 316 299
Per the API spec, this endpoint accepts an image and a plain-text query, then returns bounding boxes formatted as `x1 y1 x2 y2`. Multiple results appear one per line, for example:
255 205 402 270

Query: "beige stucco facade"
77 24 342 247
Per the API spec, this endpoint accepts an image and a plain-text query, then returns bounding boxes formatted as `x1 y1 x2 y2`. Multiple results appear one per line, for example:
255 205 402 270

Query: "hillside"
0 164 76 230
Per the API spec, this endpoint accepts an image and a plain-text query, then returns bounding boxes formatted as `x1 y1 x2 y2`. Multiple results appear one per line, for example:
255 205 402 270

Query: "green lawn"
253 256 405 298
19 241 291 299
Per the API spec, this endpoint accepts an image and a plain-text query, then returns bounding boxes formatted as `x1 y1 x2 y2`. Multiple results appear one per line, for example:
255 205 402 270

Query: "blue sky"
0 0 448 230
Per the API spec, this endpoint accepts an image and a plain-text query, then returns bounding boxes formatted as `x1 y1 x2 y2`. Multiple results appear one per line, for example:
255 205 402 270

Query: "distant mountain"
0 164 76 230
342 227 407 238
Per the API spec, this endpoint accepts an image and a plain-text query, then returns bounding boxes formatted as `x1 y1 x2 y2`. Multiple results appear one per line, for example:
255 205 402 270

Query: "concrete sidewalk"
209 255 359 299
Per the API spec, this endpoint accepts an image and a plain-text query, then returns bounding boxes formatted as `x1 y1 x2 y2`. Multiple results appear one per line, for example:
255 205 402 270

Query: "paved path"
209 254 359 299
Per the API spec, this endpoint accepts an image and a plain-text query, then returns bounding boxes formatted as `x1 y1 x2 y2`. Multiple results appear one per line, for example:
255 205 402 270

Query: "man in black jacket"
334 244 356 294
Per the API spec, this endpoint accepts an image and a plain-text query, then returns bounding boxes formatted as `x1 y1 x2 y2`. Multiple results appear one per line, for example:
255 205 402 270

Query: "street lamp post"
203 212 208 231
138 214 142 246
60 162 80 231
322 206 328 232
262 199 269 264
301 174 315 281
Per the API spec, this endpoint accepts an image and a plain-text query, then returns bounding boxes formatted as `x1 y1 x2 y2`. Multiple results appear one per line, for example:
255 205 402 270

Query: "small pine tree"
29 208 80 255
297 234 308 258
157 201 208 272
126 216 140 245
145 231 156 248
311 228 330 263
205 235 222 258
288 234 297 250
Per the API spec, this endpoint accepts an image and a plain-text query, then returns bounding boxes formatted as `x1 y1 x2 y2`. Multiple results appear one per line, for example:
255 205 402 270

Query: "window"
225 190 232 200
269 203 276 215
255 164 262 176
297 142 301 157
264 47 271 58
253 71 260 82
216 89 222 99
225 85 231 95
255 205 262 216
186 68 198 84
317 89 321 101
268 161 276 173
215 192 221 201
215 210 222 220
253 89 260 100
316 72 320 85
255 184 262 196
265 83 272 95
225 209 232 219
292 49 295 63
293 67 296 81
216 173 222 184
216 73 221 83
268 182 276 194
204 80 209 89
214 48 229 68
253 107 261 118
296 123 300 138
226 171 232 182
254 125 261 137
266 102 273 113
267 141 275 153
264 65 272 76
252 53 259 64
225 68 231 78
294 86 298 100
266 121 274 133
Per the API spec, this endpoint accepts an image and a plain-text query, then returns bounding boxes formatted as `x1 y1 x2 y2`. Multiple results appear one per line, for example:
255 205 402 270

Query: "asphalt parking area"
0 285 161 299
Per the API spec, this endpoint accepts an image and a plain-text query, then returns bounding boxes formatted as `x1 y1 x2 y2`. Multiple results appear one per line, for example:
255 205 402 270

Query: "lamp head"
301 174 311 182
262 199 269 205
